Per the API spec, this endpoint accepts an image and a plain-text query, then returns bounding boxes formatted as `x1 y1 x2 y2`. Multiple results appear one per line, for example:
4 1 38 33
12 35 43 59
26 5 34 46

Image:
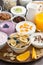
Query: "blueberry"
8 37 10 40
27 38 29 41
3 24 9 28
21 46 25 48
16 40 20 43
13 37 17 40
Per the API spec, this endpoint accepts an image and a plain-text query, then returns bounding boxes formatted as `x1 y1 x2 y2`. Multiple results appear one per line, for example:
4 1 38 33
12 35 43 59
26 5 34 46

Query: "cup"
26 3 42 22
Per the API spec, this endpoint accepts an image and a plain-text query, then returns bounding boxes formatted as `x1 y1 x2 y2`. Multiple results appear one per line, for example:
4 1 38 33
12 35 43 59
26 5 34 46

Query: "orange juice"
35 12 43 31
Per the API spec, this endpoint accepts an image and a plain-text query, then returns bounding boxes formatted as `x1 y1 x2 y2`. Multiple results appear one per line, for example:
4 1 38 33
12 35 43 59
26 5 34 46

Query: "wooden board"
0 44 43 63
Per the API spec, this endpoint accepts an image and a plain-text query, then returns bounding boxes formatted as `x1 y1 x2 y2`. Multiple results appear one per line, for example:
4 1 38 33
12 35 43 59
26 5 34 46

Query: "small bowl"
19 0 32 6
0 11 13 22
8 43 31 53
16 21 36 35
11 15 26 23
30 33 43 48
0 21 16 35
0 32 8 49
7 33 31 53
11 6 26 16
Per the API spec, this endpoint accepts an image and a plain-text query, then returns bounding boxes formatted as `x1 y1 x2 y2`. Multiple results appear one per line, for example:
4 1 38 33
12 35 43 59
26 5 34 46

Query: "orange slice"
16 51 30 62
32 47 37 59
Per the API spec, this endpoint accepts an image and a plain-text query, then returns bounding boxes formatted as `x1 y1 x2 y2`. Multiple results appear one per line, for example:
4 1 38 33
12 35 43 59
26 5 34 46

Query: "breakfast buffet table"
0 0 43 65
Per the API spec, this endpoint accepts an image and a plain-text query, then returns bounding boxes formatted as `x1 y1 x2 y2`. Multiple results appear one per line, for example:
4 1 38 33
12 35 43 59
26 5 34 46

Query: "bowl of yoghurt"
30 33 43 48
0 32 8 49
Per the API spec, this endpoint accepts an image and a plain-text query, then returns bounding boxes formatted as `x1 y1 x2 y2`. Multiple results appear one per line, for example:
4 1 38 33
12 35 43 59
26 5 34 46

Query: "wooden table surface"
0 0 43 65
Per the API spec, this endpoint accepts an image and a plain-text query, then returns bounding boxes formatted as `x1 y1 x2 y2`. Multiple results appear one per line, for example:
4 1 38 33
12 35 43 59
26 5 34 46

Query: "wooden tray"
0 44 43 63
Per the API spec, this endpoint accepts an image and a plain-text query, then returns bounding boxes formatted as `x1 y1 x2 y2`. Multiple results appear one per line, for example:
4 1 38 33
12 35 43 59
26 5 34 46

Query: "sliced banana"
10 33 19 38
8 39 16 46
20 37 28 43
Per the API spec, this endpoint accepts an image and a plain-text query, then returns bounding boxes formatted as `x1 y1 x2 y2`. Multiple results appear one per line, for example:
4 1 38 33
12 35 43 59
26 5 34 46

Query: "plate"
0 44 43 63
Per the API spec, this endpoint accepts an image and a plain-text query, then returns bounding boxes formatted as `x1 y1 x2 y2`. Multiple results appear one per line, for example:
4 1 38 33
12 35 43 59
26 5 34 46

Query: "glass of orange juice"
34 12 43 32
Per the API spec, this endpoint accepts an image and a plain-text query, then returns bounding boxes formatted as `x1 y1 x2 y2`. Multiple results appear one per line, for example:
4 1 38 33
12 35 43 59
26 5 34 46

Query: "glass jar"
2 0 17 11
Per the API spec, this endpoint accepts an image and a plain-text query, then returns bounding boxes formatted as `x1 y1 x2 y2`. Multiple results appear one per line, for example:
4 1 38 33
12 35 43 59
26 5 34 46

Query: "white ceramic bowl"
16 21 36 35
0 11 13 22
0 21 16 35
11 6 26 16
0 32 8 49
11 15 26 23
30 33 43 48
8 43 31 53
7 33 31 53
19 0 32 6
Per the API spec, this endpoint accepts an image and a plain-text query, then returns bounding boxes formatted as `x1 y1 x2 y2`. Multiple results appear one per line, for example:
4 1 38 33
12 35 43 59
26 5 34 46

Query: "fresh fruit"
13 37 17 40
3 24 9 28
16 51 30 62
32 47 37 59
16 40 20 44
